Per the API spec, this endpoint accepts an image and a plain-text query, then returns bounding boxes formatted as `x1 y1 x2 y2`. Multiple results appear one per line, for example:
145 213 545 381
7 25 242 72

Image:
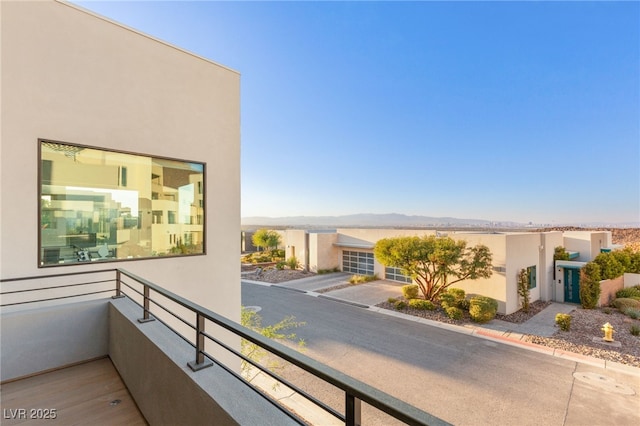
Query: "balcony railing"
1 268 449 426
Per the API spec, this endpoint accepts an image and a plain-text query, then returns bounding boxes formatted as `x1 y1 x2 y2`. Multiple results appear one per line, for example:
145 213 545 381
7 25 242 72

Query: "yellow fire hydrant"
601 322 615 342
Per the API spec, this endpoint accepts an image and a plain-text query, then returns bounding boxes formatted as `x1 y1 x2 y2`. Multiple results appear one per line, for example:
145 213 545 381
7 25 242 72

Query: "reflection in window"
39 140 205 266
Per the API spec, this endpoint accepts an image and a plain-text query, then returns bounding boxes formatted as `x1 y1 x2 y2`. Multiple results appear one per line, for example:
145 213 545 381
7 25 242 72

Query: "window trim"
38 138 207 268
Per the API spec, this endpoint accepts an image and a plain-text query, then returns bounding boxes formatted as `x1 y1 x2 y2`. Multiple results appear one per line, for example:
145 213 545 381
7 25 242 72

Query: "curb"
242 279 640 377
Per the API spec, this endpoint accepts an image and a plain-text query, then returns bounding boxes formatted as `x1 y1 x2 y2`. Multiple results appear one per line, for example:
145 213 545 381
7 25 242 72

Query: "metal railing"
1 269 450 426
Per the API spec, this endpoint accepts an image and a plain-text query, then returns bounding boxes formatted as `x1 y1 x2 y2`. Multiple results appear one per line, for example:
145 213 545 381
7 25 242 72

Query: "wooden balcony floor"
1 357 147 425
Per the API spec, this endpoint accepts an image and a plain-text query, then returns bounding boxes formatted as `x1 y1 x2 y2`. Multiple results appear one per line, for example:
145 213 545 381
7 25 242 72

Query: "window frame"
38 138 207 268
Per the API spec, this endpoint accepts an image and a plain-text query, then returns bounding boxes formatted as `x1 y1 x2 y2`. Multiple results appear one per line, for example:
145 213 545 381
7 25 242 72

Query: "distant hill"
241 213 639 230
241 213 523 229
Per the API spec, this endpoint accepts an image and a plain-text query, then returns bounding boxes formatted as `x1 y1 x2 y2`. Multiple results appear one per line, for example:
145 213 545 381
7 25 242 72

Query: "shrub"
286 256 300 270
616 287 640 299
402 284 419 300
349 274 379 284
623 307 640 320
445 306 463 320
579 262 601 309
394 300 407 310
468 296 498 323
408 299 436 310
387 297 398 304
630 325 640 337
612 298 640 312
439 288 469 310
317 267 340 274
276 261 286 270
517 268 531 312
555 313 571 331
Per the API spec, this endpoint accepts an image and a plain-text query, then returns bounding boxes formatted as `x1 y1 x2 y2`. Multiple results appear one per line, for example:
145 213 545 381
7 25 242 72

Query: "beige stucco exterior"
1 1 240 321
272 228 612 315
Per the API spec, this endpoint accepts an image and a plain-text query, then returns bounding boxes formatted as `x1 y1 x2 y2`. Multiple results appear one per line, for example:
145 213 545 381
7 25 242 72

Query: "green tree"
251 229 281 252
374 235 493 301
241 307 305 378
580 262 601 309
517 268 531 312
554 246 570 261
592 252 625 280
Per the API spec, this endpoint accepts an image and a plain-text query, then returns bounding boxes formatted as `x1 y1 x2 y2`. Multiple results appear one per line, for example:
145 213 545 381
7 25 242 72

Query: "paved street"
242 280 640 426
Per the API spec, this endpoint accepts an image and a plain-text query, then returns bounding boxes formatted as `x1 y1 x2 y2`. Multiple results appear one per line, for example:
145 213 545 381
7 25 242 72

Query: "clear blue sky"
74 1 639 225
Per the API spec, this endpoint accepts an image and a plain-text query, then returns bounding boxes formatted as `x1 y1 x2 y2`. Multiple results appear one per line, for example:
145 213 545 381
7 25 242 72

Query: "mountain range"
241 213 639 229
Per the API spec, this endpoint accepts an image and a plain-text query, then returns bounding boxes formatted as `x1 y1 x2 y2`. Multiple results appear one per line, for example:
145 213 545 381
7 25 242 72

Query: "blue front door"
564 268 581 304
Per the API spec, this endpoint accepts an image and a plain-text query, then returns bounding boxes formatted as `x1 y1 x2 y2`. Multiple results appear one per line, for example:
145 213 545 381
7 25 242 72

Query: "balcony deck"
1 357 146 425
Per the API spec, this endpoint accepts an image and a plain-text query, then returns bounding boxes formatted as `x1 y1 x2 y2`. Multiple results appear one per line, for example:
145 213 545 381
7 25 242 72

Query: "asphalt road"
242 281 640 426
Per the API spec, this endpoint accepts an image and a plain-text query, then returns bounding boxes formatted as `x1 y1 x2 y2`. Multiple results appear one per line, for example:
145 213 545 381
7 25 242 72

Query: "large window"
39 140 205 266
385 266 412 283
342 250 374 275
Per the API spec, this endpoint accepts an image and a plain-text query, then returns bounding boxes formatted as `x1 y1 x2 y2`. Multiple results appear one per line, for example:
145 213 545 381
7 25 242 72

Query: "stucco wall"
541 232 563 301
1 299 109 382
309 232 338 272
624 273 640 288
599 276 624 307
284 230 307 266
0 1 240 322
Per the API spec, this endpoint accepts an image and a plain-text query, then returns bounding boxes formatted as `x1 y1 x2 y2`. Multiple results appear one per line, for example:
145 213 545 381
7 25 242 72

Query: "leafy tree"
517 268 531 312
241 307 305 379
592 252 625 280
374 235 493 301
579 262 601 309
554 246 570 261
251 229 281 252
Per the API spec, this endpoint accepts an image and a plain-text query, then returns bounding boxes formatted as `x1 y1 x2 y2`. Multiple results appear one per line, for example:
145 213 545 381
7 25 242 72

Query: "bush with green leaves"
468 296 498 323
241 307 305 377
554 246 570 261
408 299 436 310
616 287 640 300
630 325 640 337
349 274 379 284
612 298 640 312
317 267 340 274
623 307 640 320
402 284 420 299
579 262 601 309
445 306 463 320
276 261 286 270
517 268 531 312
388 297 398 304
555 313 571 331
394 300 407 310
439 288 469 310
286 256 300 270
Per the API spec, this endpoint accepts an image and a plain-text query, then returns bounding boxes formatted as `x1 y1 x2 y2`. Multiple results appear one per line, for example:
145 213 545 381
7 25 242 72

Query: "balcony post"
112 269 125 299
346 392 362 426
137 285 155 323
188 313 213 371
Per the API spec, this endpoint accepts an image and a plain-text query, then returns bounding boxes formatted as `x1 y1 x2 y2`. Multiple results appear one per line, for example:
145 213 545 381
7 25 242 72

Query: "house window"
39 139 205 266
342 250 374 275
527 265 537 289
385 266 412 283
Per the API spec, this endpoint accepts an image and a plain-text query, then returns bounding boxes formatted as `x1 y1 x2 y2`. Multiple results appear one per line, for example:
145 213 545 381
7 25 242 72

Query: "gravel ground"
243 267 640 368
377 298 640 368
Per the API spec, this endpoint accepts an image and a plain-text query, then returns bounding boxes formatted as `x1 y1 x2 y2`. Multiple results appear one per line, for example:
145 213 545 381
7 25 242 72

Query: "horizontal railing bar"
0 279 115 295
0 269 116 283
201 329 344 421
198 346 309 425
118 269 445 425
0 289 115 307
119 281 196 331
121 293 198 350
149 297 197 330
